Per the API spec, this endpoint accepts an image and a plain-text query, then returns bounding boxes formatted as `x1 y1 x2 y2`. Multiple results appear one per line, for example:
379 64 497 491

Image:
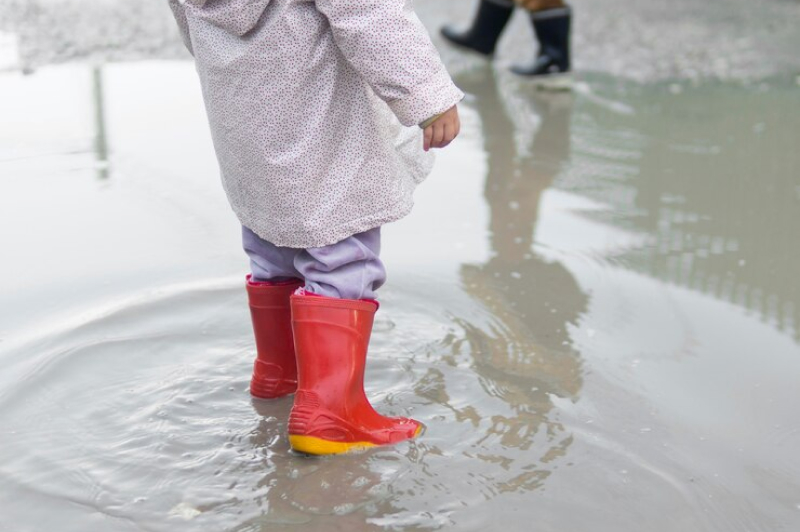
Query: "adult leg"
440 0 515 56
511 2 572 85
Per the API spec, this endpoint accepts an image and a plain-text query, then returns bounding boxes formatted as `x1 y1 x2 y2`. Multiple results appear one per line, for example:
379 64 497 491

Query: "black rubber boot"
440 0 515 56
511 6 572 79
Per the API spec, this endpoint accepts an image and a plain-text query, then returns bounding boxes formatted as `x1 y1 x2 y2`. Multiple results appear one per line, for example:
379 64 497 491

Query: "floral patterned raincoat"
169 0 463 247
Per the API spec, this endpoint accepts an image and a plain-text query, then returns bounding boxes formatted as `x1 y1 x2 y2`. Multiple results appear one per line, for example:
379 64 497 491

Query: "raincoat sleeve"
168 0 194 56
315 0 464 127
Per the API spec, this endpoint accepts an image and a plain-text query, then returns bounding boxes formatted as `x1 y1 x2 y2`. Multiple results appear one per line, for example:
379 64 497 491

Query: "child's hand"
423 105 460 152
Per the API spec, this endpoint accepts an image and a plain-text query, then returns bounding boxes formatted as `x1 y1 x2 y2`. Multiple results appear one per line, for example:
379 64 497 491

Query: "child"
168 0 463 455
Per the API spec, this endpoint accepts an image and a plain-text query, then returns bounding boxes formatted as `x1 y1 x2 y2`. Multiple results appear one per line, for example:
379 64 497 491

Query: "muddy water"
2 3 800 532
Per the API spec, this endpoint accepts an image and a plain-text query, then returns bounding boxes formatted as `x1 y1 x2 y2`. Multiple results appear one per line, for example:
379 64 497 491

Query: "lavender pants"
242 226 386 300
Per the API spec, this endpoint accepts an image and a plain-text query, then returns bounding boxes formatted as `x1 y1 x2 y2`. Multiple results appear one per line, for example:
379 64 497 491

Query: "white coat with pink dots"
169 0 464 248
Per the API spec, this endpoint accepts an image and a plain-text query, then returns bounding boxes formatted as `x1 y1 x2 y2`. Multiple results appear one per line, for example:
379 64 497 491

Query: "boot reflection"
244 398 389 531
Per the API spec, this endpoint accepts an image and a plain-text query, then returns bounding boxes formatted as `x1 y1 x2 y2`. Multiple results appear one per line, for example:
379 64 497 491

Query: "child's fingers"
423 106 461 151
440 122 452 148
449 116 459 141
432 122 445 148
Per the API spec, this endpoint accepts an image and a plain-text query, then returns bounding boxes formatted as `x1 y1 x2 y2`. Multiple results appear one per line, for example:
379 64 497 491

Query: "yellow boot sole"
288 435 376 455
289 425 423 456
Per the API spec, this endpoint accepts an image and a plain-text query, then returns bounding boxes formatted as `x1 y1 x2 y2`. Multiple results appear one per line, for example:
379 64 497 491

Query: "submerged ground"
1 1 799 531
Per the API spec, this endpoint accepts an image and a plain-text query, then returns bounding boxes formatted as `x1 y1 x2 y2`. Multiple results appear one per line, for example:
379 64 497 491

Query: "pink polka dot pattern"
168 0 464 248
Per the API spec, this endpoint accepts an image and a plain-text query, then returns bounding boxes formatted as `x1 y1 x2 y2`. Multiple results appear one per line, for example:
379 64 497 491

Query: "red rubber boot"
246 276 303 399
288 293 422 455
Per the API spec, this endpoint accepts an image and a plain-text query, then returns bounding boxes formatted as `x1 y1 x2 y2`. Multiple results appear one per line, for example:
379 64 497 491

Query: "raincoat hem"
234 196 415 249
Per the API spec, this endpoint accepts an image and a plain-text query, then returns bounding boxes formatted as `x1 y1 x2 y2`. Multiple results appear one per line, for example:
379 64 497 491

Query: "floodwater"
1 1 800 531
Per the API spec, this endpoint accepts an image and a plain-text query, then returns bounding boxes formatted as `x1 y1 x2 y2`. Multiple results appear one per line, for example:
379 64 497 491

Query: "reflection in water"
453 67 586 490
226 400 387 531
563 78 800 342
92 66 109 179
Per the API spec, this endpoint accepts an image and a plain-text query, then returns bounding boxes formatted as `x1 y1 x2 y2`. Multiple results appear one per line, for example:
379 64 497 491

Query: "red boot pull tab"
246 276 303 399
288 293 422 455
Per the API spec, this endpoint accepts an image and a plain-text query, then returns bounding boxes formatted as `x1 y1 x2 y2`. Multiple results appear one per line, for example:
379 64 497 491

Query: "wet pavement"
1 1 800 531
